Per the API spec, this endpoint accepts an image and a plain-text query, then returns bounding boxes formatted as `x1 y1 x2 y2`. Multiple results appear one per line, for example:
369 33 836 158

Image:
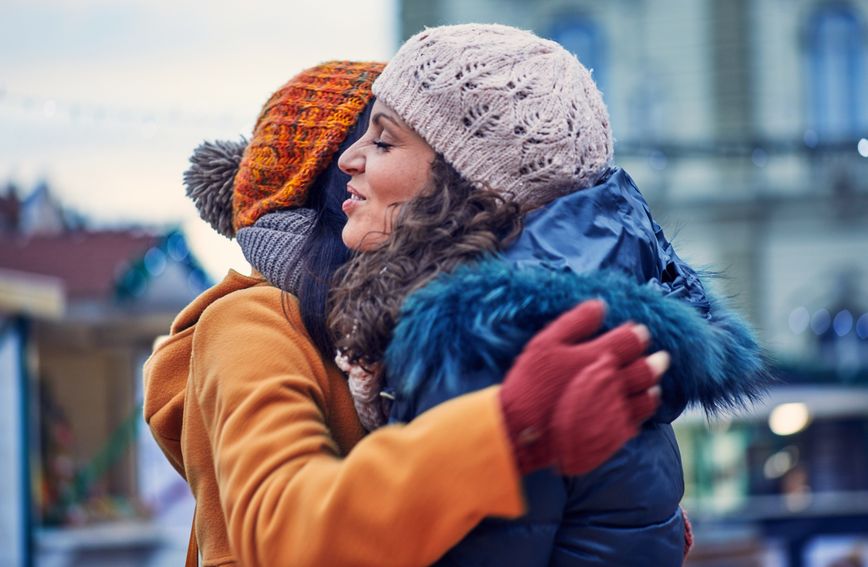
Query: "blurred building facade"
398 1 868 566
400 0 868 342
0 182 207 566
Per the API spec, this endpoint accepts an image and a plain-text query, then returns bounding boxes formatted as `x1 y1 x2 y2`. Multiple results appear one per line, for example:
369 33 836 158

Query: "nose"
338 139 365 176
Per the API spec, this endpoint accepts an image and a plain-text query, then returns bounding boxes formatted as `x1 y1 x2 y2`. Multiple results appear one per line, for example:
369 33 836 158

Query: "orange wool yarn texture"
232 61 385 231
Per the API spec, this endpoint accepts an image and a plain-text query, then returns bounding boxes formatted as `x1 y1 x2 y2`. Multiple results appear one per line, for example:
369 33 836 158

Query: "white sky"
0 0 398 278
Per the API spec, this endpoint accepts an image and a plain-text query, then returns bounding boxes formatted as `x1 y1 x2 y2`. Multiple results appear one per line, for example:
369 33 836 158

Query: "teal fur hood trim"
385 260 770 423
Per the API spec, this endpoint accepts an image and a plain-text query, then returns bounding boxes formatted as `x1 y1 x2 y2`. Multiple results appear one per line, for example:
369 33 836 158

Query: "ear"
183 138 247 238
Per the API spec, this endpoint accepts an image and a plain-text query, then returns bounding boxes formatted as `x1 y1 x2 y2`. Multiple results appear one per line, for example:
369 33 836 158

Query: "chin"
342 219 389 252
341 228 360 251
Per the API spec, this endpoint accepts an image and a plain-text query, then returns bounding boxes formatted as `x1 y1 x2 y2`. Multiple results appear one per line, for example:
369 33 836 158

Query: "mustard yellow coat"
144 270 523 566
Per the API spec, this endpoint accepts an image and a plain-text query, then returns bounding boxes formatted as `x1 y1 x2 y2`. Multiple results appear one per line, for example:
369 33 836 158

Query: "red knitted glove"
551 352 662 475
499 299 663 475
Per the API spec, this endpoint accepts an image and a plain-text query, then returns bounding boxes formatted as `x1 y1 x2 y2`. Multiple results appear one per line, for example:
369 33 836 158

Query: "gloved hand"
499 299 667 475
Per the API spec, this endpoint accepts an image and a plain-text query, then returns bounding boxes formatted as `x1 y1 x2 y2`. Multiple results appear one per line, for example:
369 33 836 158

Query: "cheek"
411 163 433 193
369 164 412 203
389 161 431 202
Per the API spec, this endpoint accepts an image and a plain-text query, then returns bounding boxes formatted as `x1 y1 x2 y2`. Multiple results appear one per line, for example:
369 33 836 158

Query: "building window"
547 16 607 98
808 6 865 138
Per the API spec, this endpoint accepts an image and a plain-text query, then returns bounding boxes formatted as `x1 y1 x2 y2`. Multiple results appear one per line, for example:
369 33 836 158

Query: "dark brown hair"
328 155 523 369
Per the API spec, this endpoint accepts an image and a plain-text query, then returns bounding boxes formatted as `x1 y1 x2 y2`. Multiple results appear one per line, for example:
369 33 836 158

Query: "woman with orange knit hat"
144 61 662 566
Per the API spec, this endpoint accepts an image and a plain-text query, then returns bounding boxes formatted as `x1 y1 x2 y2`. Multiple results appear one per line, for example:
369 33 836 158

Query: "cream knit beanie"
372 23 613 206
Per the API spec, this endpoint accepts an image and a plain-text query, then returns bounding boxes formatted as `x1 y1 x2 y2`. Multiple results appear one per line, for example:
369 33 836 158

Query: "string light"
833 310 854 336
788 307 810 334
143 247 167 277
769 403 811 436
810 309 831 335
856 314 868 340
0 87 247 131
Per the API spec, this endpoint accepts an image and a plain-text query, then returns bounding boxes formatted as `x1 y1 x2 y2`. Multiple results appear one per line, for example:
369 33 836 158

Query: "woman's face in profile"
337 99 435 251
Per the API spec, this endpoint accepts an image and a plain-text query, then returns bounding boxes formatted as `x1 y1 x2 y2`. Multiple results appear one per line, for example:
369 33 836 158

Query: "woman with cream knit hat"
329 24 769 565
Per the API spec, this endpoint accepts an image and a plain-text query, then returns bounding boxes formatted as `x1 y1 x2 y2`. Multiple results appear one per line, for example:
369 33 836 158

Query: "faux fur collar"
385 260 770 423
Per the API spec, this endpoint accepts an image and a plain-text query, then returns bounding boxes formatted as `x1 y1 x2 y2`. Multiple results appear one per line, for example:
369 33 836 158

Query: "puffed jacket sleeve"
190 286 524 567
389 371 566 567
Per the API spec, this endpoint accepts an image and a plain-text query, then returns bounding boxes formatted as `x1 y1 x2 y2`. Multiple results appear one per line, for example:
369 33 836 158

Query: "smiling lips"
342 185 367 214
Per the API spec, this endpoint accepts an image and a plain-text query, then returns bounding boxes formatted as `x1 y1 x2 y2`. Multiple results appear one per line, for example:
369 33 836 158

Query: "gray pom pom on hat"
183 138 247 238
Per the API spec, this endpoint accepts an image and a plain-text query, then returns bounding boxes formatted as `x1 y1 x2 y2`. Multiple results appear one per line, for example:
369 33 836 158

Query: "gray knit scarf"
236 209 316 296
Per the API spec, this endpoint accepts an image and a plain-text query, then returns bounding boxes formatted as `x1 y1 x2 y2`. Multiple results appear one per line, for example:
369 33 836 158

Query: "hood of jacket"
509 166 711 314
142 270 258 477
385 169 770 423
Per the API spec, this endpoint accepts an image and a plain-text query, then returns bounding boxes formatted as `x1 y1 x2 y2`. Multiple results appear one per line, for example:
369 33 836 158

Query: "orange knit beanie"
183 61 384 238
233 60 385 231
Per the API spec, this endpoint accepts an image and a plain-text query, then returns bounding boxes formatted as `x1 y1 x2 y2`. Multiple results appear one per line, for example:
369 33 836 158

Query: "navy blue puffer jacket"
384 168 769 566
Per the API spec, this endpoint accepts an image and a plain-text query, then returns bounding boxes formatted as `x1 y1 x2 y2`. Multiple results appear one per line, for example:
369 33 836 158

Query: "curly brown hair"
328 154 524 369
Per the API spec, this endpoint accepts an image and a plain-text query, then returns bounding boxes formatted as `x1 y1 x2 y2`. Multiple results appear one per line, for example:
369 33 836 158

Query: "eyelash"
373 139 393 151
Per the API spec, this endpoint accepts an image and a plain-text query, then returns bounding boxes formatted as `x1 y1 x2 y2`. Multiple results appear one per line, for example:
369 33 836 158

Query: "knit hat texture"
372 24 612 206
232 60 384 233
236 209 316 294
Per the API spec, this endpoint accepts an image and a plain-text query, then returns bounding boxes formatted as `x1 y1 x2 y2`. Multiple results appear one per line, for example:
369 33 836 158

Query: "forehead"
371 100 408 128
371 100 435 152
